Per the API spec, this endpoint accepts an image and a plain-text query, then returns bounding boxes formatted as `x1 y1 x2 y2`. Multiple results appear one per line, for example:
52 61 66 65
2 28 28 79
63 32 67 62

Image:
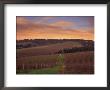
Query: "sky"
16 16 94 40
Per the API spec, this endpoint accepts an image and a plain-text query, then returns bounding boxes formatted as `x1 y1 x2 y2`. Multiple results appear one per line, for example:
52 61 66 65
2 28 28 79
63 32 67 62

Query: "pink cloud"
50 20 76 27
16 17 94 40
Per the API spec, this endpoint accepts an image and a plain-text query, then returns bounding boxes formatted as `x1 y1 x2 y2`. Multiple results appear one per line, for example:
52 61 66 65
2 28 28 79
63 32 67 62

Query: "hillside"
17 41 82 58
17 51 94 74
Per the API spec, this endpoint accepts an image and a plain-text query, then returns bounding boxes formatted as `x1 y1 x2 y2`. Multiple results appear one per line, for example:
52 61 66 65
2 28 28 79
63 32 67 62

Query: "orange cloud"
16 17 61 31
16 17 29 25
50 21 75 27
16 17 94 40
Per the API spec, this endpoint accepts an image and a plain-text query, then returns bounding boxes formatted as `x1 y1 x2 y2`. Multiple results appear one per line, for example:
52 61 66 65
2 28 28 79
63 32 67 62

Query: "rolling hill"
17 41 83 58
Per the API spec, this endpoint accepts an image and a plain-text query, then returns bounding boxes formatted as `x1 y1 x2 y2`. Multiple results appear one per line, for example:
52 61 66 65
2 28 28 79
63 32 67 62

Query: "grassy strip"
16 66 61 74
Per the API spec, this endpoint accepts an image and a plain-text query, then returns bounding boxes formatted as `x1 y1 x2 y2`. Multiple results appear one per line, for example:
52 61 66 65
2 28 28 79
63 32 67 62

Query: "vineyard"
16 51 94 74
16 40 94 74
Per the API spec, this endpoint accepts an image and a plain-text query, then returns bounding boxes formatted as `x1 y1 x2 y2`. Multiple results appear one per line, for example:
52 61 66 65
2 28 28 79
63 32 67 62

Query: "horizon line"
16 38 94 41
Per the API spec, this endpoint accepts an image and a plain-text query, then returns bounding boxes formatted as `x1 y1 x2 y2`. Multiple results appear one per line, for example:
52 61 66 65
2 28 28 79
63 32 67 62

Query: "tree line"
55 46 94 54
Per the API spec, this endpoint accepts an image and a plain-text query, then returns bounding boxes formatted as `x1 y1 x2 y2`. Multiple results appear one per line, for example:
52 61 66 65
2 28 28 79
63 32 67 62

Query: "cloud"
88 16 94 27
16 17 94 40
16 17 29 25
50 21 76 27
35 16 55 23
16 17 61 31
79 27 94 34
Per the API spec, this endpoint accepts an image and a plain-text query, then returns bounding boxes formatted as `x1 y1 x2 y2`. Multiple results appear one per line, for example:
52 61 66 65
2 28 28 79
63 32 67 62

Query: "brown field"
17 49 94 74
17 41 82 58
16 41 94 74
64 51 94 74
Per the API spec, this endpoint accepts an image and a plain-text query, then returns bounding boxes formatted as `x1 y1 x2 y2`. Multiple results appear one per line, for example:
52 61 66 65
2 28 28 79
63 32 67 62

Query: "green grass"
16 66 61 74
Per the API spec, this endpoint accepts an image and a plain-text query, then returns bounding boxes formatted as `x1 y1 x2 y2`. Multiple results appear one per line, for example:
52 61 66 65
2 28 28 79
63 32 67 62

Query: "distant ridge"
16 39 94 49
17 39 94 42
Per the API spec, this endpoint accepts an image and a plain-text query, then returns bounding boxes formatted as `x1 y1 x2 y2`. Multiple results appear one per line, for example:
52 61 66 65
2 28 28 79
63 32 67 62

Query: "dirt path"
57 54 65 73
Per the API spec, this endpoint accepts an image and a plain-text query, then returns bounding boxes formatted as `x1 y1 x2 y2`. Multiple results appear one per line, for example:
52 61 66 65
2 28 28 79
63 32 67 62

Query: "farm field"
16 41 94 74
17 41 83 58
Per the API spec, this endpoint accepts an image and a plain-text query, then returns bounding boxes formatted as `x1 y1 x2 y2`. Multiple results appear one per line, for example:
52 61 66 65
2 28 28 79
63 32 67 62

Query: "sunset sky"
16 16 94 40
